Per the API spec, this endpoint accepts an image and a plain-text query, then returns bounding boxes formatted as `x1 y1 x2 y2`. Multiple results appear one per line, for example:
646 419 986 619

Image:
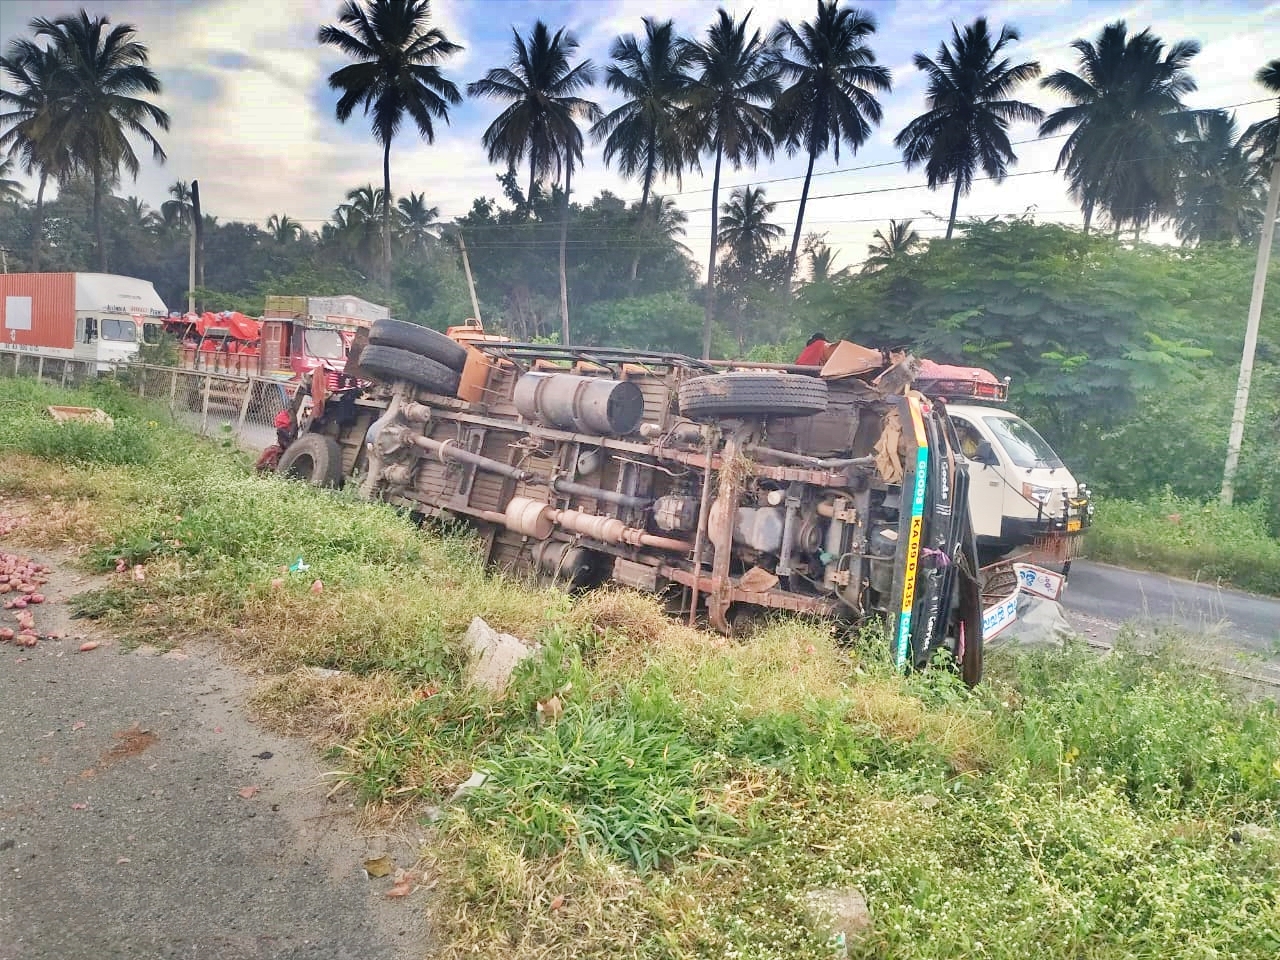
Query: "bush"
1088 494 1280 595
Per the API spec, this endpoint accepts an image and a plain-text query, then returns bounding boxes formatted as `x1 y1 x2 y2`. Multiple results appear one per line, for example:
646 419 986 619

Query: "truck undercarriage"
279 326 987 684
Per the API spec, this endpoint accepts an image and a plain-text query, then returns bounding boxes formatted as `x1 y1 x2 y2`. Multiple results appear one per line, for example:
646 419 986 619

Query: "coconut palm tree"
807 240 842 283
717 185 783 269
31 10 169 270
1244 59 1280 179
117 194 156 230
0 38 74 269
319 0 462 291
894 18 1042 240
160 179 191 229
862 218 922 272
396 190 438 248
0 158 22 202
331 183 387 271
1039 21 1200 236
683 9 781 358
468 22 600 344
266 213 303 243
771 1 891 288
1174 111 1267 245
591 18 696 281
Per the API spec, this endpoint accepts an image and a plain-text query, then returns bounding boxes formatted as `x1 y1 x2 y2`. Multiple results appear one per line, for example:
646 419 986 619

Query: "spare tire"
358 344 461 396
277 434 343 487
678 372 828 420
369 318 467 372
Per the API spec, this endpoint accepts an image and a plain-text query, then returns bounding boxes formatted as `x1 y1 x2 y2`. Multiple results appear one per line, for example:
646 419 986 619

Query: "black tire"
358 344 461 396
277 434 343 487
678 372 828 420
369 318 467 372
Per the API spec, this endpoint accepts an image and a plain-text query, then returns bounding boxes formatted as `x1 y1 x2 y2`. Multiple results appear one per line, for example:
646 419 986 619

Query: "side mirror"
973 440 998 467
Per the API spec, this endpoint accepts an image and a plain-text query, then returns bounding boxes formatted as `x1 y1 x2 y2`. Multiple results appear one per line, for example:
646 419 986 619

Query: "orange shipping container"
0 273 77 354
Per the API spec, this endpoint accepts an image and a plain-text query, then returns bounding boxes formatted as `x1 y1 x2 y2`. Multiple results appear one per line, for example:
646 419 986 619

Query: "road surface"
1062 559 1280 666
2 551 425 960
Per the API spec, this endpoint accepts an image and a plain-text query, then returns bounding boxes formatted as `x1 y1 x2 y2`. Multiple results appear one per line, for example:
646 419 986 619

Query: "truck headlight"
1022 483 1052 502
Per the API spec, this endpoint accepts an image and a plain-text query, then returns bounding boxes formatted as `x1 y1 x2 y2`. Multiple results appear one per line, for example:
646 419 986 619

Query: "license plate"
1067 519 1081 532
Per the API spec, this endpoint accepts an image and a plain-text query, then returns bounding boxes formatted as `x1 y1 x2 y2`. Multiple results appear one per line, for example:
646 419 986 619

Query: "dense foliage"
803 219 1280 524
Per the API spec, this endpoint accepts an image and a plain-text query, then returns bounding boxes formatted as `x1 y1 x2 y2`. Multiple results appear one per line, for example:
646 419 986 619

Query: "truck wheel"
369 319 467 372
358 344 461 396
678 372 828 420
277 434 343 488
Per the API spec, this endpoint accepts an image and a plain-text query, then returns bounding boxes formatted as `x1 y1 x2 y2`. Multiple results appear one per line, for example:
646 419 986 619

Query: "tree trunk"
382 140 393 295
559 162 572 345
784 147 819 293
629 145 656 285
527 160 537 217
945 178 962 240
92 167 106 271
701 142 724 361
30 172 47 271
1082 198 1093 235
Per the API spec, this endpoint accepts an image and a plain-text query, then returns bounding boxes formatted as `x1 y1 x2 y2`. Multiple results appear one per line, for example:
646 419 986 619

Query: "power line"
172 95 1279 226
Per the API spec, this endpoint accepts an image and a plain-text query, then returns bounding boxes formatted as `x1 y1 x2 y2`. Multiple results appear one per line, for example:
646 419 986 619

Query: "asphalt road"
1 552 425 960
1063 559 1280 659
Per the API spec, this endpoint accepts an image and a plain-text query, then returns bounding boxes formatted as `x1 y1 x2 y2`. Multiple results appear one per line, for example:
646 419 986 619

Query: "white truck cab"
914 362 1092 571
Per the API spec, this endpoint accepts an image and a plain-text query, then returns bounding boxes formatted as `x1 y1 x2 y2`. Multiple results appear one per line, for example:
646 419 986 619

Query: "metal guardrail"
0 350 292 454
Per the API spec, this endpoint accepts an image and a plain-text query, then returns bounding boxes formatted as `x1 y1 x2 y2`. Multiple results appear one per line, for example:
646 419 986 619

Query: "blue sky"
1 0 1277 267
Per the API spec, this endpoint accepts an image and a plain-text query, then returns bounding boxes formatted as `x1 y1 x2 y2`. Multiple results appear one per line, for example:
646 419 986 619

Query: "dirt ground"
0 546 428 960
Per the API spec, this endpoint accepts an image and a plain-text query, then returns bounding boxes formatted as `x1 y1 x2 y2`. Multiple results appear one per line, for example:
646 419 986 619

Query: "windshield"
100 318 137 342
303 328 345 360
982 415 1064 470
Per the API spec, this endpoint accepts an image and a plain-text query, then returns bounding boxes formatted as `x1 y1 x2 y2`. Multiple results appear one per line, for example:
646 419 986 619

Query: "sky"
1 0 1278 271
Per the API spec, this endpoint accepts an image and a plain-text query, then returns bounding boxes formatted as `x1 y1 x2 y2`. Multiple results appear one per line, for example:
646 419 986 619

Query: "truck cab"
946 404 1091 565
909 358 1091 570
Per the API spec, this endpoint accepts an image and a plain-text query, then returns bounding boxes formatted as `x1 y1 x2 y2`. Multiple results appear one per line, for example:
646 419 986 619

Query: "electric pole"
1221 130 1280 505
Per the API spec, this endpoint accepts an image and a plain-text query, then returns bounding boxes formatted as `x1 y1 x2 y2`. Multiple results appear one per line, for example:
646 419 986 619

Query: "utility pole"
1221 131 1280 505
191 179 204 312
0 246 8 273
457 230 482 328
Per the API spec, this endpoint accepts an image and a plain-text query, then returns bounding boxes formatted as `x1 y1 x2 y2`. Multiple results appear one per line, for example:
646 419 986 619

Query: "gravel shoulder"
0 549 427 960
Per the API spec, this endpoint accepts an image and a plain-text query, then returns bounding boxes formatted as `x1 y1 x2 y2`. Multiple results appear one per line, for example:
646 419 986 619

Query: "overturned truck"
277 322 987 684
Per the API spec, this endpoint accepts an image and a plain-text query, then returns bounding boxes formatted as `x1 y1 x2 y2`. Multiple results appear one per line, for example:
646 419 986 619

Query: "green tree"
266 213 303 243
319 0 462 291
0 157 23 202
771 0 890 288
160 179 191 230
717 185 781 269
1039 21 1200 236
0 38 75 270
804 234 843 283
1244 59 1280 177
1174 111 1267 245
327 183 386 273
468 22 598 214
862 218 921 272
684 9 781 358
468 22 599 344
395 190 438 248
32 10 169 271
591 17 696 284
895 18 1041 240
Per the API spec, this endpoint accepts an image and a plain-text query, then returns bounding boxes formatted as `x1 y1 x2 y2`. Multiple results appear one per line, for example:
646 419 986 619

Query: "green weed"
1088 493 1280 595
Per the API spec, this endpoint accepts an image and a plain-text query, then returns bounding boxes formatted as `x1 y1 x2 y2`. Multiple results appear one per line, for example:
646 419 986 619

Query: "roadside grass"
1088 494 1280 596
4 376 1280 959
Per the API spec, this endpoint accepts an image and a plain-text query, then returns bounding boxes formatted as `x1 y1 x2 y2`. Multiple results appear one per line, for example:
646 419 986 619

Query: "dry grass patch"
427 811 715 960
251 668 412 746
